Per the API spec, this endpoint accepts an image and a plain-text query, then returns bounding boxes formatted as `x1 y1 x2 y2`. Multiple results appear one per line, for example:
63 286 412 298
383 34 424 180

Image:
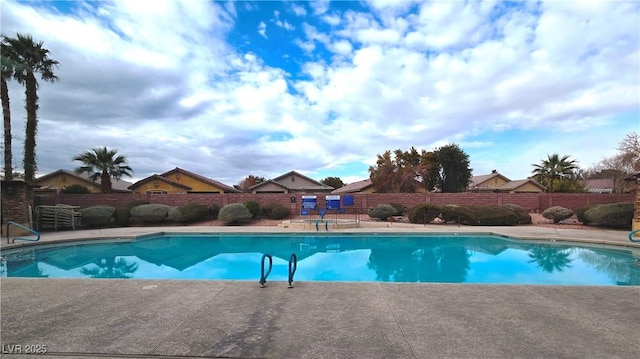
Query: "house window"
146 190 168 194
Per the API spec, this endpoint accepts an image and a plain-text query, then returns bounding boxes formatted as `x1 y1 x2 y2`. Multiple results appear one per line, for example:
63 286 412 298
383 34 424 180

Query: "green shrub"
219 203 253 224
130 204 171 223
60 184 91 194
576 204 598 225
178 203 210 222
126 200 150 210
167 207 185 222
388 203 406 216
79 206 116 227
408 203 442 224
439 205 477 224
262 203 290 220
113 207 130 226
368 204 397 220
584 202 633 229
243 201 261 219
209 204 221 219
542 206 575 224
502 204 532 224
469 205 519 226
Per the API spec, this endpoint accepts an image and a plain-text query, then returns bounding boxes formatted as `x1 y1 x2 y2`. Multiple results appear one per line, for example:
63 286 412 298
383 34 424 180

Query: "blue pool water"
1 234 639 285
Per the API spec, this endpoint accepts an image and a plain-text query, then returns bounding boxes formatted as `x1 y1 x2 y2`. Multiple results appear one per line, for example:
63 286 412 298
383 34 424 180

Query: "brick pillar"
1 180 35 237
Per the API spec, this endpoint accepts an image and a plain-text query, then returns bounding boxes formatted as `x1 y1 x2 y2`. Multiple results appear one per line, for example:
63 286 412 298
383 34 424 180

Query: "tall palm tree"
531 153 579 192
74 147 133 193
2 33 59 182
1 44 15 180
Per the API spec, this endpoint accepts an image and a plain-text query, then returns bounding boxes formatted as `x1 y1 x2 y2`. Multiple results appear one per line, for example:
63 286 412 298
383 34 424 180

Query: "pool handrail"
259 254 273 287
288 253 298 288
629 229 640 242
6 221 41 244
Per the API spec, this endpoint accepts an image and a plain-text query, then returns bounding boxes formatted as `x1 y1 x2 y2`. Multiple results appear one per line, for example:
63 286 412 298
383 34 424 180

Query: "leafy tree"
73 147 133 193
237 175 266 192
531 154 581 192
369 147 437 192
321 176 344 189
2 33 59 181
585 132 639 193
434 144 472 192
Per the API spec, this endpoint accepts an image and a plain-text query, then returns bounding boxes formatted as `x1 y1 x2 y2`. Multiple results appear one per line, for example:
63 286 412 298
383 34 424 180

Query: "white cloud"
257 21 267 38
310 1 330 16
291 3 307 16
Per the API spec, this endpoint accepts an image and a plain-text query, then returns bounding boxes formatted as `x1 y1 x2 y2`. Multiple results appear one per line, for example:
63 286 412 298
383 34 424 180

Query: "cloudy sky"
1 0 638 188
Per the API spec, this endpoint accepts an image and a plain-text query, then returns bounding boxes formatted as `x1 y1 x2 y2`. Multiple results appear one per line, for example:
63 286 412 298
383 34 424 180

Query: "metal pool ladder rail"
629 229 640 242
288 253 297 288
259 254 273 287
6 221 41 244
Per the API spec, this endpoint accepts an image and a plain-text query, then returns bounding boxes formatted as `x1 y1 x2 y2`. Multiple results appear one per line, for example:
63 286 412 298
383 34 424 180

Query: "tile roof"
332 179 373 193
160 167 240 193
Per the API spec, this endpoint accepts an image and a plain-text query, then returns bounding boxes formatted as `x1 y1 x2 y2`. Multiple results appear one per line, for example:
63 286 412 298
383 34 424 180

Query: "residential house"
128 167 240 194
331 179 375 194
583 178 615 194
33 169 132 194
469 171 546 193
249 171 334 193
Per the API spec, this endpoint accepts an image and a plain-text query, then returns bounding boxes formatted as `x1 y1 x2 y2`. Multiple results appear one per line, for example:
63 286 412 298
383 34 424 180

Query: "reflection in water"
368 247 470 283
1 234 638 285
80 257 139 278
527 246 573 273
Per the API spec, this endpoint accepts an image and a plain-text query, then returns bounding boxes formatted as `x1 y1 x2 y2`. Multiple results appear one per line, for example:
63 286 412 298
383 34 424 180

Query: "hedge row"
407 203 531 226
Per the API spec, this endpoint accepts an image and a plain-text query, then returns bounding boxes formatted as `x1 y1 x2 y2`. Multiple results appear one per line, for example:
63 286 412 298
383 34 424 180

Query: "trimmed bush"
368 204 397 220
576 204 598 225
388 203 406 216
167 207 186 222
542 206 575 224
502 204 532 224
60 184 91 194
126 200 150 210
209 204 221 219
583 202 633 229
130 204 171 223
408 203 442 224
113 207 130 226
439 205 477 224
262 203 290 220
469 205 519 226
243 201 261 219
219 203 253 224
79 206 116 227
177 203 210 222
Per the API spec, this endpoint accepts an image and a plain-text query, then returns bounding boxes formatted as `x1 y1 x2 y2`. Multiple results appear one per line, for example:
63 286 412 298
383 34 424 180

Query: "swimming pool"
2 233 639 285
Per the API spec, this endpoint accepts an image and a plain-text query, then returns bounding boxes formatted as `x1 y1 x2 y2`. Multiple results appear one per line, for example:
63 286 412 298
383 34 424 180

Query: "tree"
2 33 59 181
369 147 438 193
434 144 472 193
531 154 581 193
73 147 133 193
237 175 266 192
585 132 639 193
321 176 344 189
1 42 17 180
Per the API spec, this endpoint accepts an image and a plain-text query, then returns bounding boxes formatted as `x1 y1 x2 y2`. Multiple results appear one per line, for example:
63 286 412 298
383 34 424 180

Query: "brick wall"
39 191 634 213
2 181 36 236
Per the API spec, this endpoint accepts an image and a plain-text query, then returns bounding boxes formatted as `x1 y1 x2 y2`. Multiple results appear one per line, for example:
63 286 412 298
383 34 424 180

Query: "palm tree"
528 246 573 273
74 147 133 193
1 45 14 180
80 257 139 279
531 154 579 192
2 33 59 182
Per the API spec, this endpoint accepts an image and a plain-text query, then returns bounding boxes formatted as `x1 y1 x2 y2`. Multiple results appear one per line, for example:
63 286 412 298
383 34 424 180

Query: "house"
33 169 132 194
583 178 615 194
332 179 375 194
248 171 334 193
128 167 240 194
469 171 546 193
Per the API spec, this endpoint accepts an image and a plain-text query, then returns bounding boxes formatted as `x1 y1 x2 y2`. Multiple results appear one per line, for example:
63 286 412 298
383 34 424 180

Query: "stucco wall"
35 174 100 193
163 173 223 192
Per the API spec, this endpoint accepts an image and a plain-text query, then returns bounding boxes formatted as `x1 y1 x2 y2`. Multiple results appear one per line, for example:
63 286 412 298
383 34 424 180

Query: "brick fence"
36 192 634 213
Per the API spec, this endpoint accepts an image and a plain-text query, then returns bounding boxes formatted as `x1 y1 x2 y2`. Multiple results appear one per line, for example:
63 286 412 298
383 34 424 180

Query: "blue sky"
1 0 638 187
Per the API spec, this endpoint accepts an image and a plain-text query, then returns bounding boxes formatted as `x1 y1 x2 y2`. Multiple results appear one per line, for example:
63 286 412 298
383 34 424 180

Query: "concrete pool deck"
1 224 639 358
